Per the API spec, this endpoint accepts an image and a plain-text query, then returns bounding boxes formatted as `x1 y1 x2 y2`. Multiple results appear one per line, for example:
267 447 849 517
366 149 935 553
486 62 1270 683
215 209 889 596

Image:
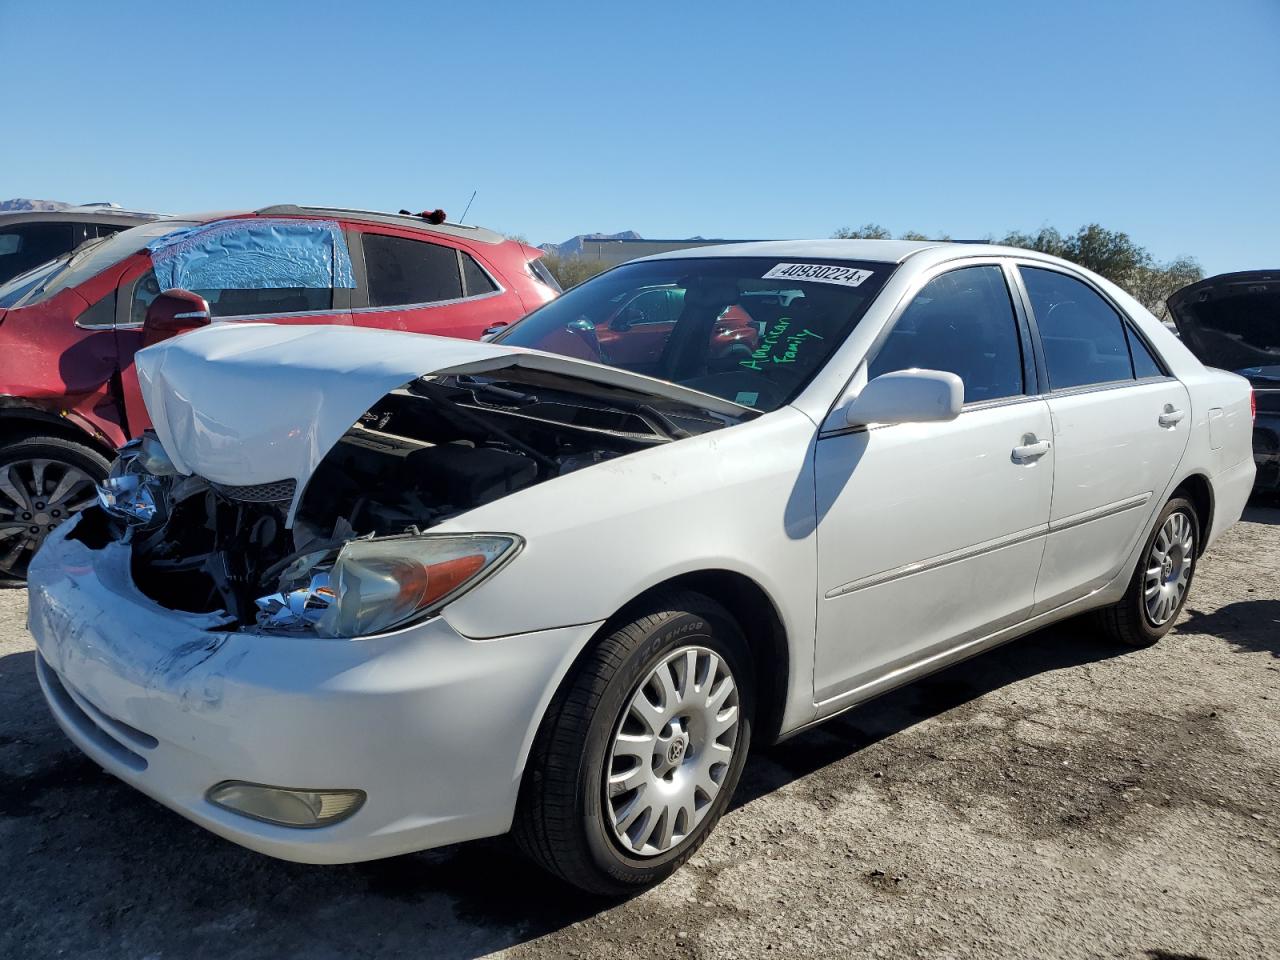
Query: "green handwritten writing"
739 319 824 371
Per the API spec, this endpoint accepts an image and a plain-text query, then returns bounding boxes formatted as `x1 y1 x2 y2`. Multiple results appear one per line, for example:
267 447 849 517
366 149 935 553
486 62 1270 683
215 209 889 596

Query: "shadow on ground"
734 618 1133 807
1180 599 1280 658
1243 498 1280 526
2 573 1274 957
0 615 1143 960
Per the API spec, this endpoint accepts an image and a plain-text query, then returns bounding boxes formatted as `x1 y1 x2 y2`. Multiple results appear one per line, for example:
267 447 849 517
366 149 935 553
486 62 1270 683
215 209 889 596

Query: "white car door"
1014 264 1192 613
813 263 1054 705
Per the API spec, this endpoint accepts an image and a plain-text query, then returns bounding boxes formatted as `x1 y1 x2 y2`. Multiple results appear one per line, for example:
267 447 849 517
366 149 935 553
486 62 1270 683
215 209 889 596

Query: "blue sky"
3 0 1277 274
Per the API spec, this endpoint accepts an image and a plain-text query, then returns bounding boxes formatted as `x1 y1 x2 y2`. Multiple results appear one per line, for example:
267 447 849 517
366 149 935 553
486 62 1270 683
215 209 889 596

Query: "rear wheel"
514 591 753 895
1095 496 1199 647
0 435 109 580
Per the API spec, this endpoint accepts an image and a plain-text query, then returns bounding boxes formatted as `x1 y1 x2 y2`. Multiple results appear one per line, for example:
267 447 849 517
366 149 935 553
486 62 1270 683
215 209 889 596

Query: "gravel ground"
1 503 1277 960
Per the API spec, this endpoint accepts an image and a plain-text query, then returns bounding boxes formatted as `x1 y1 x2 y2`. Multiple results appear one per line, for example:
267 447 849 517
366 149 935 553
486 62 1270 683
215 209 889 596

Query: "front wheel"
0 435 110 580
1095 496 1199 647
514 591 754 895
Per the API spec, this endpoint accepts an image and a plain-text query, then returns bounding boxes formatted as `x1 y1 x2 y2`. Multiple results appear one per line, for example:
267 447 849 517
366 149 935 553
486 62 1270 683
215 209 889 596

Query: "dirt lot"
1 505 1277 960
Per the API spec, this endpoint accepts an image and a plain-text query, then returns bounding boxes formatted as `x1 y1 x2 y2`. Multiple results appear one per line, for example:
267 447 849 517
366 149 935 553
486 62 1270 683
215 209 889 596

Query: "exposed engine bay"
82 371 743 633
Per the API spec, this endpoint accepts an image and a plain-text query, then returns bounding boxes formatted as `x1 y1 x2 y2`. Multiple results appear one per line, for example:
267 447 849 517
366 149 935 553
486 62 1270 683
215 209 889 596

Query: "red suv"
0 205 558 577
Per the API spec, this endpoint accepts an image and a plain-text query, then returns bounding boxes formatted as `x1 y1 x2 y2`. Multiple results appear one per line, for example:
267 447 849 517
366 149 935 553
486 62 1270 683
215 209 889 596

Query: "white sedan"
26 240 1255 894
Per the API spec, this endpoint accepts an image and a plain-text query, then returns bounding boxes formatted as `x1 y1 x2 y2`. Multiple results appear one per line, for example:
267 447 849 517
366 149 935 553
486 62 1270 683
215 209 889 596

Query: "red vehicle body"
535 283 761 374
0 205 557 577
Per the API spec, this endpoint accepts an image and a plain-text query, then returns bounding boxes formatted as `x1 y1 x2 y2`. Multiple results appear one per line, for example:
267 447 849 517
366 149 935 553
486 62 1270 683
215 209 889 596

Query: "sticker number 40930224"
762 262 874 287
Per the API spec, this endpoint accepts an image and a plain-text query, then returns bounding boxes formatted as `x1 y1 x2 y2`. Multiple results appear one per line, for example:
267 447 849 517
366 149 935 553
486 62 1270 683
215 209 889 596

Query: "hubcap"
1144 510 1195 627
0 459 97 578
605 645 740 857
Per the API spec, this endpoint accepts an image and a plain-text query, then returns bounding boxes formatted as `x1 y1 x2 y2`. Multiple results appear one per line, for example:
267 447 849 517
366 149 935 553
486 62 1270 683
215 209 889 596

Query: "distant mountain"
541 231 643 257
0 198 72 212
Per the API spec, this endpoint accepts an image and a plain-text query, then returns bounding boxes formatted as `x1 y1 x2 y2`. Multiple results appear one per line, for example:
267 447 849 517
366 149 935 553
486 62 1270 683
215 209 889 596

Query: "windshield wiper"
457 377 538 407
635 404 692 440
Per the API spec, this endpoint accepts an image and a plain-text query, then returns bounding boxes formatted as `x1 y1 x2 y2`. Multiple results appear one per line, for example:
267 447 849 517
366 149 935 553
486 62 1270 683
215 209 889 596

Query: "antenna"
458 190 477 224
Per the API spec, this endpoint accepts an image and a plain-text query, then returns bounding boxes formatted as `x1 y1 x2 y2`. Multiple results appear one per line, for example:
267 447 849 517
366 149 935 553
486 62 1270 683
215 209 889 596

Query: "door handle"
1012 435 1052 463
1158 406 1185 428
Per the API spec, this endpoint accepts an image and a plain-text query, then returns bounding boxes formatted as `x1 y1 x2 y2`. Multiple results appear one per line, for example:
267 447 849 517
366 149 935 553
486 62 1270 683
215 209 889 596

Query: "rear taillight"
1251 389 1257 421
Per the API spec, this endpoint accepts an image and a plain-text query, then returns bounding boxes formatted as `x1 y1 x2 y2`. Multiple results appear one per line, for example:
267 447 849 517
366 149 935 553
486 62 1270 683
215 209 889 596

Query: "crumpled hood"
1169 270 1280 379
136 323 748 521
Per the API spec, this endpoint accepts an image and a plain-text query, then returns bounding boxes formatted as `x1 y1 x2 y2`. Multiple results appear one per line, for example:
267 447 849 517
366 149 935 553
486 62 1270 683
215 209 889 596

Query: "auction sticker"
762 262 874 287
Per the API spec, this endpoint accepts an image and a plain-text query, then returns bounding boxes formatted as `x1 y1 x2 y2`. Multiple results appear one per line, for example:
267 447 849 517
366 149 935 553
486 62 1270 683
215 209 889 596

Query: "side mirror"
845 369 964 427
611 307 643 332
143 289 211 347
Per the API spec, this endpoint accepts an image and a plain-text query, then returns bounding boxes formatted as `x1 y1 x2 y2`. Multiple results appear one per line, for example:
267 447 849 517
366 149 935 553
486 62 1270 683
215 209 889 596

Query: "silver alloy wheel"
605 645 740 857
0 459 97 577
1144 510 1195 627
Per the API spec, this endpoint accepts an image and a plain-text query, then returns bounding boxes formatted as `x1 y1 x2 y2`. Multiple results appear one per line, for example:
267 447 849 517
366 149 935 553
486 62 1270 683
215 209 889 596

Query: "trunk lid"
1168 270 1280 384
135 322 751 517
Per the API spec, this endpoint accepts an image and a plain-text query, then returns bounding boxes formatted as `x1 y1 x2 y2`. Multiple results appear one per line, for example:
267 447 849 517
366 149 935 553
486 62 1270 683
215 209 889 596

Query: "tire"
1095 496 1199 647
514 590 754 895
0 434 110 580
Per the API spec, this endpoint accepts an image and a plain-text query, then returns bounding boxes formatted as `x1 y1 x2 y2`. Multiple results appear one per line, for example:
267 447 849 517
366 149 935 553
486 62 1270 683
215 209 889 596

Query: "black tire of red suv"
0 434 110 580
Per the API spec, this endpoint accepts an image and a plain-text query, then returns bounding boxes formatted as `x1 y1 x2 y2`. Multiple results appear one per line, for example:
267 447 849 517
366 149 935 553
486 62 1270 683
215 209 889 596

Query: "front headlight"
97 433 179 527
317 533 521 638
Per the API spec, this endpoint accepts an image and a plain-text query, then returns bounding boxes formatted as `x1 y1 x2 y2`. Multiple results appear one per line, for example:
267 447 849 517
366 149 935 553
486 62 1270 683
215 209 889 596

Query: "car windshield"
494 257 892 411
0 219 197 309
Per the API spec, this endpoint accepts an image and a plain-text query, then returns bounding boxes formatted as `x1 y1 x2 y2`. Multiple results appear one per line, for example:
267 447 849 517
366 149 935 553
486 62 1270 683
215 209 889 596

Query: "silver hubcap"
0 459 97 577
605 645 740 857
1145 510 1195 626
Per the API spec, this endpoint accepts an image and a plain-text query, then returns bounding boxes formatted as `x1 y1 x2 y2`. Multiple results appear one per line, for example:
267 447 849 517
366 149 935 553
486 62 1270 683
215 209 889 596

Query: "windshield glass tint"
495 257 891 411
0 219 197 308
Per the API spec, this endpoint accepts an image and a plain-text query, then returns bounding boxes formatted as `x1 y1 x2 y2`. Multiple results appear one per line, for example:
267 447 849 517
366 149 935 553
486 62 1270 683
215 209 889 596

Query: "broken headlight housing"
257 533 522 638
98 433 180 527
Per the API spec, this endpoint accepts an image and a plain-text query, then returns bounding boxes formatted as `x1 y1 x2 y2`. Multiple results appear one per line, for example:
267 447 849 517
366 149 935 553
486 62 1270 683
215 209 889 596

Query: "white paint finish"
436 407 822 731
636 238 939 265
26 242 1260 866
1207 407 1225 450
26 518 601 863
135 322 751 522
812 400 1054 699
1034 380 1190 611
136 324 500 487
843 369 963 427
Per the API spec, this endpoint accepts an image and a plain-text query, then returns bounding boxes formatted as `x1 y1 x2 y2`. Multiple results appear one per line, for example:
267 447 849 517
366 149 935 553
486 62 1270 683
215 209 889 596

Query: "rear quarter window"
362 233 464 307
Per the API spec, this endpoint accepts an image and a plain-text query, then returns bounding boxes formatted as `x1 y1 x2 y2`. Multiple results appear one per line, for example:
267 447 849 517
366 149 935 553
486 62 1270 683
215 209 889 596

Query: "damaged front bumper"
27 516 600 864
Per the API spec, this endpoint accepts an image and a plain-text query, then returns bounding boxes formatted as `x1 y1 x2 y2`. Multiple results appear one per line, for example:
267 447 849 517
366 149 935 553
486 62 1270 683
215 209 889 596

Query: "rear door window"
128 269 331 322
362 233 463 307
194 286 331 317
870 264 1025 402
1021 267 1134 389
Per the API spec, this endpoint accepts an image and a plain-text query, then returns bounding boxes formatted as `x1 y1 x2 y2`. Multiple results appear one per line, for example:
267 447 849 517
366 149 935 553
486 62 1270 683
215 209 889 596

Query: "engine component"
255 572 336 631
403 445 538 508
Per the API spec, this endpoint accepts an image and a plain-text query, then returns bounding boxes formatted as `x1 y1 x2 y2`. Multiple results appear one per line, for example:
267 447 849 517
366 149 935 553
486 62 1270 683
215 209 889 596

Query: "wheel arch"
0 403 117 460
527 568 793 766
1170 472 1213 556
612 570 790 745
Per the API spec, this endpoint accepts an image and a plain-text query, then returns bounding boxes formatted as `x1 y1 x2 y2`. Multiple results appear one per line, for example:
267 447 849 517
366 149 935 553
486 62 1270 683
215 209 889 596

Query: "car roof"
635 239 947 265
632 238 1113 278
165 205 507 246
0 208 158 226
